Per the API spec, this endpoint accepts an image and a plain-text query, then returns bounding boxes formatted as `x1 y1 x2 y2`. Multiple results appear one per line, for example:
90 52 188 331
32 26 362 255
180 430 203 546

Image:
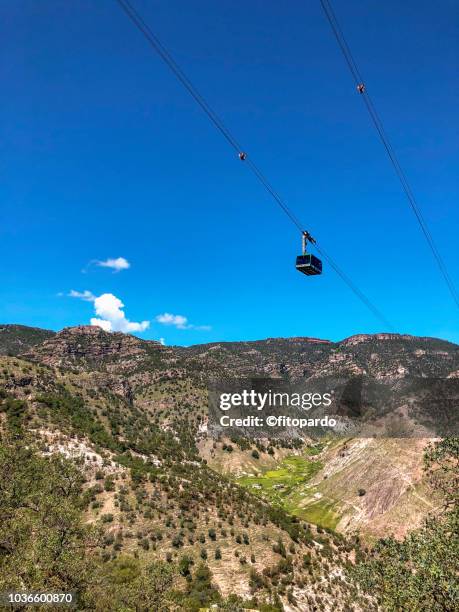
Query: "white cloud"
155 312 211 331
68 289 96 302
67 291 207 337
156 313 189 329
96 257 130 272
90 293 149 333
89 317 112 332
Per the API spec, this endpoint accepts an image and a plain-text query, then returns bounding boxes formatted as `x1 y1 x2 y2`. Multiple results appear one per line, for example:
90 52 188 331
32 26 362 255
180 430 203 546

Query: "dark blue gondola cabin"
296 254 322 276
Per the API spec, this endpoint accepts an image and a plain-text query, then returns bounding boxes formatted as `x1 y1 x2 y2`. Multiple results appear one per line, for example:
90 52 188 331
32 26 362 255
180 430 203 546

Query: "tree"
353 437 459 611
181 563 221 611
178 554 194 576
424 437 459 509
354 512 458 611
85 556 175 611
0 435 97 595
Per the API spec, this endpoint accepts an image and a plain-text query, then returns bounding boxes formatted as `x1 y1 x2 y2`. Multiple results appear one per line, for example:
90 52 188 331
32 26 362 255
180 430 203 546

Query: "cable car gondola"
296 231 322 276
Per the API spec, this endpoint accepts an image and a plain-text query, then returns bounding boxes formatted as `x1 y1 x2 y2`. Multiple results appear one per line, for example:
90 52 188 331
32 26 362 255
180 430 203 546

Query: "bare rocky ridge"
22 325 164 369
16 325 458 380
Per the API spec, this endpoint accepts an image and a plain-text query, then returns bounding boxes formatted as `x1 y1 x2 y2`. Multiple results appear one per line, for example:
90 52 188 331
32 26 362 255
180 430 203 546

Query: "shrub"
208 528 216 541
104 476 115 492
178 555 194 576
172 535 183 548
101 513 114 523
139 538 150 550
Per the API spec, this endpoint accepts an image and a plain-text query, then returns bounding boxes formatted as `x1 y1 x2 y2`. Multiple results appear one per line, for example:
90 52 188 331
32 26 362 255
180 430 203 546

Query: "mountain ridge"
2 323 457 354
1 322 456 610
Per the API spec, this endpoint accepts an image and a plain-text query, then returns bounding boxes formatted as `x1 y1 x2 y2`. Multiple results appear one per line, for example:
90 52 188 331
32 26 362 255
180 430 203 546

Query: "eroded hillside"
0 324 457 610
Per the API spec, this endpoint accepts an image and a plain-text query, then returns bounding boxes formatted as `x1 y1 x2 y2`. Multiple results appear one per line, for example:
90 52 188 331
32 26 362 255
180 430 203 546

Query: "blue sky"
1 0 458 345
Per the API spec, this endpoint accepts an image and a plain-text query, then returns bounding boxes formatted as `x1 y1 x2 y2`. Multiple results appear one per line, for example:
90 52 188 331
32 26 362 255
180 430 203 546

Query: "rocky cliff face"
9 324 456 380
22 325 163 368
181 333 458 380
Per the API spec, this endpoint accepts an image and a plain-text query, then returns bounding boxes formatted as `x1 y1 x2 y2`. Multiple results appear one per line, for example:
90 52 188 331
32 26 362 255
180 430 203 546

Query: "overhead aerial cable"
115 0 305 233
319 0 459 310
114 0 394 329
